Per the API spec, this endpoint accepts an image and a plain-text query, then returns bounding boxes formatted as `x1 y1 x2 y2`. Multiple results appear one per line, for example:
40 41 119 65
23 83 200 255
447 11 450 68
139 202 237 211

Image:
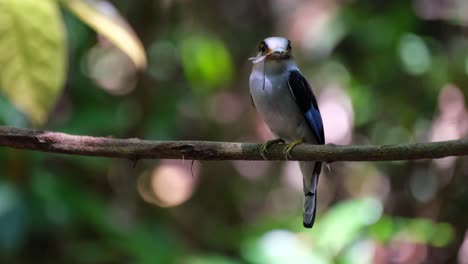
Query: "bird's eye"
287 41 292 51
259 42 267 53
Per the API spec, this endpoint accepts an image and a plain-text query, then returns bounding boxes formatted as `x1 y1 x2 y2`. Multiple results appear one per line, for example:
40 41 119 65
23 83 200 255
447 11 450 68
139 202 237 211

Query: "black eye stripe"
259 41 267 52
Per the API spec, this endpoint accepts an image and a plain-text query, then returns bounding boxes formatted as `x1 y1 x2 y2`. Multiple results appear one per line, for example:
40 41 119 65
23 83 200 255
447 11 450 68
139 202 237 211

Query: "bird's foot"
283 138 304 160
260 138 285 160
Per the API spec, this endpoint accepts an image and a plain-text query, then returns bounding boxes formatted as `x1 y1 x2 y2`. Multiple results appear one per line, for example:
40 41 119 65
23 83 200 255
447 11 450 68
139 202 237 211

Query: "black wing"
287 70 324 145
250 93 256 108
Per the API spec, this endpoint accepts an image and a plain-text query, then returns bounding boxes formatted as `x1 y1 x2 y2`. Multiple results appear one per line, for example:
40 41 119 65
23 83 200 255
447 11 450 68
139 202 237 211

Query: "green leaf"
0 0 66 125
61 0 147 69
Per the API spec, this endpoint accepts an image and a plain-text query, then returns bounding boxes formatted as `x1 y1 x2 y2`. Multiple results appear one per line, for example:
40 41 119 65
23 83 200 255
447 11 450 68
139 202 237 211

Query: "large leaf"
61 0 147 69
0 0 66 125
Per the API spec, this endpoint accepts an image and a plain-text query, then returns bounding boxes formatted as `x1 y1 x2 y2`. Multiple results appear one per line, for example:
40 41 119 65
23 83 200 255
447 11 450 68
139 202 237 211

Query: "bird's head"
249 37 292 64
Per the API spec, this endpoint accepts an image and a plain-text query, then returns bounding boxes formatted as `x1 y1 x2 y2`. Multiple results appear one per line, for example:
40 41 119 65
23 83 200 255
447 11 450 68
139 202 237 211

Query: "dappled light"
409 167 437 202
343 163 390 200
431 84 468 170
414 0 468 23
207 91 243 125
459 231 468 264
399 34 431 75
244 229 319 263
319 86 354 144
272 0 341 60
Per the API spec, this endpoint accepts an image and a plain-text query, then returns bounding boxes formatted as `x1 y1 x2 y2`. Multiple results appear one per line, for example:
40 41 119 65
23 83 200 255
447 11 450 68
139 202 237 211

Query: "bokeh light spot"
431 223 455 247
458 231 468 264
86 45 137 95
207 91 243 124
399 34 431 75
180 35 234 91
138 163 197 207
409 168 437 203
319 86 354 144
431 84 468 170
247 229 324 264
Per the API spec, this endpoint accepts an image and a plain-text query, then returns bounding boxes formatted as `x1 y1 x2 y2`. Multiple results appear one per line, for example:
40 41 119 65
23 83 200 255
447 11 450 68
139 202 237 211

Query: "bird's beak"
267 48 289 59
248 48 290 64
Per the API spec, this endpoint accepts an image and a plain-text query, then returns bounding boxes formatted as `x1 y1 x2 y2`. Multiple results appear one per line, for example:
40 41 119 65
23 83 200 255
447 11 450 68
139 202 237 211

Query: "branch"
0 126 467 162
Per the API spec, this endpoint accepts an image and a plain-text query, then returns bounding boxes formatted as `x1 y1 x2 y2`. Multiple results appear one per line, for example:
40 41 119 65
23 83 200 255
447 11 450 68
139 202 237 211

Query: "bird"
248 37 325 228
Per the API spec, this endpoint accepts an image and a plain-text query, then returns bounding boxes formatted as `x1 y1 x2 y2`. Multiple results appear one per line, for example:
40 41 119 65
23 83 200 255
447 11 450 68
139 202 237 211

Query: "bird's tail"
299 161 322 228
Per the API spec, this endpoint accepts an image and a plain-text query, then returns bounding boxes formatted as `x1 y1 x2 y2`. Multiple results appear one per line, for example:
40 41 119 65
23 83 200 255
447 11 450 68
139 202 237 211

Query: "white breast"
249 60 313 142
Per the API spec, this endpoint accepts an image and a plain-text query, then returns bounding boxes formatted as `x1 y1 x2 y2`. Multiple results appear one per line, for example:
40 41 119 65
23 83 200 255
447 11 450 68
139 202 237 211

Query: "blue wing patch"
287 70 325 145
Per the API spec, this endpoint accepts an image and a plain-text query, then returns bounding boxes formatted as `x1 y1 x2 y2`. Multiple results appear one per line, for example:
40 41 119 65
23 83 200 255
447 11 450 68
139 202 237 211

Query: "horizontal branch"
0 126 467 162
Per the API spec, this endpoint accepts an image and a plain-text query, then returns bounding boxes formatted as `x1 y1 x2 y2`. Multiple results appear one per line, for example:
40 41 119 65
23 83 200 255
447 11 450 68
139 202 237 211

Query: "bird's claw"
260 138 285 160
283 139 304 160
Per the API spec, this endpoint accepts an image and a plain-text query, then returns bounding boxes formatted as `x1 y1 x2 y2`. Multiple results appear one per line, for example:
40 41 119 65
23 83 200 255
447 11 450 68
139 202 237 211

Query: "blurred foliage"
0 0 468 263
180 34 234 92
0 0 65 125
0 0 146 125
62 0 147 69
